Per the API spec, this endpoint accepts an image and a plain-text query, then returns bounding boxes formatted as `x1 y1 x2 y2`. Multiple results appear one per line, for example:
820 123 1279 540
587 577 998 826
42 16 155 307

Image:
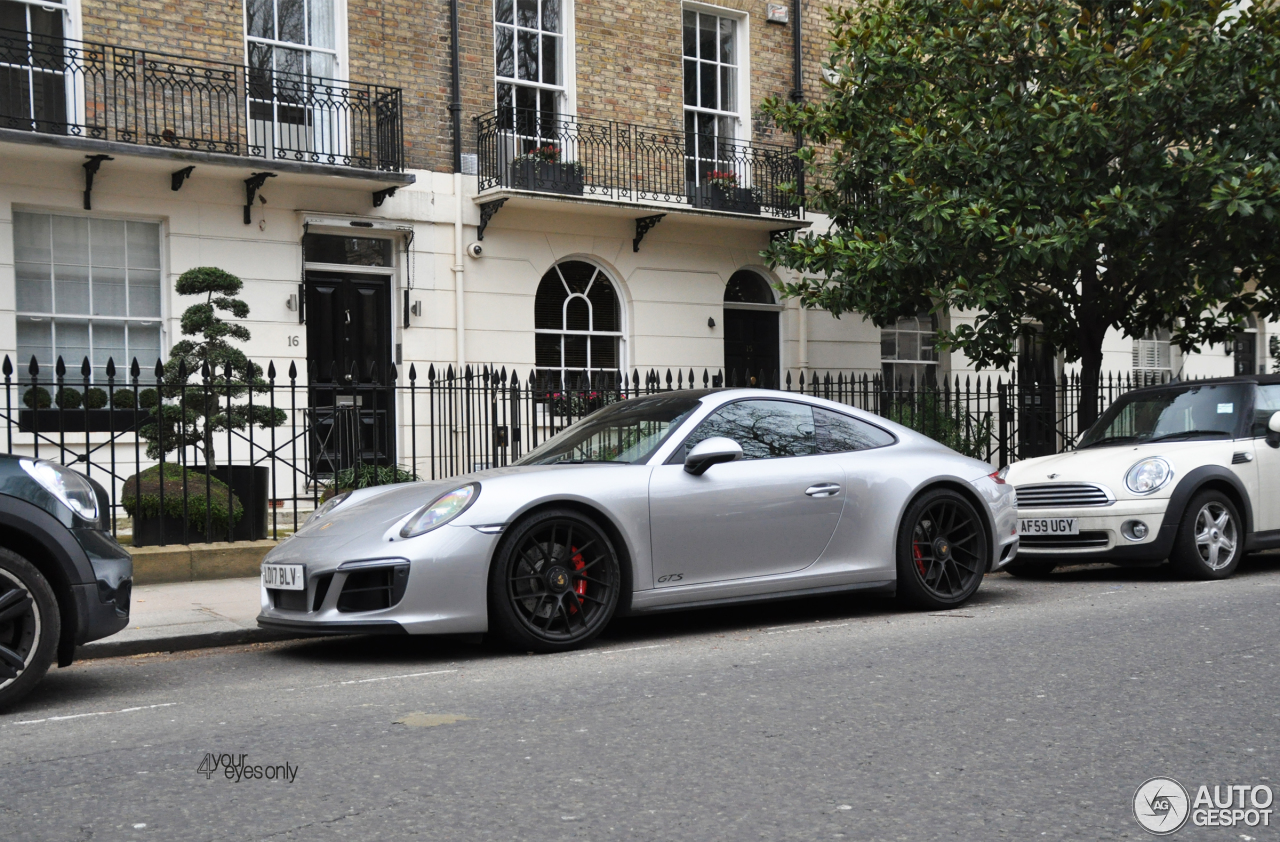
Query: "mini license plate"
1018 517 1079 536
262 563 305 590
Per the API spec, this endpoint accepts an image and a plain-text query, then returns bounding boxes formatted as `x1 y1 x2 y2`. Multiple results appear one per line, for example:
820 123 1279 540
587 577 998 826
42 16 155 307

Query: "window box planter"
18 408 143 433
688 183 761 215
505 160 585 196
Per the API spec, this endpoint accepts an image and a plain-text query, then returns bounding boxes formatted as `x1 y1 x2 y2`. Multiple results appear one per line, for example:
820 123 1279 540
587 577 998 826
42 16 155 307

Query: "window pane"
54 263 90 314
56 319 89 370
495 0 513 25
517 29 537 81
127 323 161 371
683 11 697 57
310 0 335 50
881 332 896 359
495 25 514 78
699 14 716 60
16 319 52 371
699 60 716 109
815 407 894 453
565 296 589 331
720 18 736 64
590 335 618 369
126 221 160 269
898 330 919 361
128 268 162 318
541 33 557 84
51 214 89 264
517 0 537 27
721 67 735 112
93 265 128 317
278 0 305 45
563 334 588 369
540 0 559 33
14 212 51 264
246 0 273 40
90 218 127 267
93 321 125 380
683 59 697 106
16 263 52 312
686 399 815 459
535 332 561 369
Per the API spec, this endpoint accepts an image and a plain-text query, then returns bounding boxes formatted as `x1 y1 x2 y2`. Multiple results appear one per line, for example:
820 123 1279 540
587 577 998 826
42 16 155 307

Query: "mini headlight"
306 490 352 525
400 484 479 538
1125 457 1173 495
20 459 98 520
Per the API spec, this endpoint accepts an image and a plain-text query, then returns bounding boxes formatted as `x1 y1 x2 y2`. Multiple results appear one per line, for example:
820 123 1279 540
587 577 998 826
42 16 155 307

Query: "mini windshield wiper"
1144 430 1233 444
1079 435 1137 449
549 458 623 464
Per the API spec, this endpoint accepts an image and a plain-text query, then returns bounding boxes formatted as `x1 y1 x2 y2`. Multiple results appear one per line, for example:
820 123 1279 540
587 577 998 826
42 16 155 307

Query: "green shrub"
887 392 994 461
55 387 82 409
322 463 418 501
83 387 108 409
111 389 137 409
138 388 159 409
121 463 243 534
23 387 51 409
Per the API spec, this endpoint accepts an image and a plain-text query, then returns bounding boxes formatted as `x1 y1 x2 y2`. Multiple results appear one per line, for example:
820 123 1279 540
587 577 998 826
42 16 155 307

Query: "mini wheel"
488 509 620 653
0 548 60 710
896 488 989 609
1169 491 1242 580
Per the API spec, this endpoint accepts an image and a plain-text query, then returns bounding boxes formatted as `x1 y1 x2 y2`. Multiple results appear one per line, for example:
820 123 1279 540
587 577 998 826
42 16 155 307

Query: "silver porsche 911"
257 389 1019 652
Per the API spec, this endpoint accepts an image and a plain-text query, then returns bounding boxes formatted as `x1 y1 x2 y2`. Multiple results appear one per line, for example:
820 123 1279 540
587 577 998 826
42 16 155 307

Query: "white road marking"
577 644 670 657
8 703 177 727
765 623 851 635
336 669 458 686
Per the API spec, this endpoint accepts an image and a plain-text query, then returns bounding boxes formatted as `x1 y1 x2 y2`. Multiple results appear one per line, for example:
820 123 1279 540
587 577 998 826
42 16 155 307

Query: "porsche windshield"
517 392 707 465
1078 383 1247 448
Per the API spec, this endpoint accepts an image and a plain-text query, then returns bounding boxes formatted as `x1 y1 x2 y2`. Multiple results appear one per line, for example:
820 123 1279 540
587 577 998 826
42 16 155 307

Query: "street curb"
75 627 310 660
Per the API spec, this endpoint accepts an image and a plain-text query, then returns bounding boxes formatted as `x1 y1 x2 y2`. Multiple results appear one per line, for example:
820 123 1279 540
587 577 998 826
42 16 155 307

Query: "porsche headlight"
400 484 479 538
1125 457 1173 495
306 490 352 525
20 459 98 520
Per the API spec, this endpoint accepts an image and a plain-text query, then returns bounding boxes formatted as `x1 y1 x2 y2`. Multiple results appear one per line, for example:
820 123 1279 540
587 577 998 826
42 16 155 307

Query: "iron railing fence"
1 354 1164 547
0 27 404 171
475 108 803 219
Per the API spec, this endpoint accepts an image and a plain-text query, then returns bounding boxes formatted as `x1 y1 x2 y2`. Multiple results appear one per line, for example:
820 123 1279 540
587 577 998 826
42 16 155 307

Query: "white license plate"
262 563 305 590
1018 517 1079 536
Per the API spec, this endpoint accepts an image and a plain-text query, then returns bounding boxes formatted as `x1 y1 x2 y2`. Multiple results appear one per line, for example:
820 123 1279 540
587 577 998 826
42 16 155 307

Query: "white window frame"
492 0 576 120
0 0 85 128
881 312 941 386
533 259 627 388
242 0 347 80
1133 329 1173 381
681 2 751 184
12 208 168 383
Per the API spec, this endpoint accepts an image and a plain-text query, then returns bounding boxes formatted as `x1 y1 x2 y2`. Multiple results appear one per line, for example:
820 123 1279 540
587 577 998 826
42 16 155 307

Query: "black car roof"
1126 372 1280 396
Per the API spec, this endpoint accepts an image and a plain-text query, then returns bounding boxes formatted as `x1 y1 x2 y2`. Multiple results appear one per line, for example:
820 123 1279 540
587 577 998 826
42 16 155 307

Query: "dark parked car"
0 454 132 709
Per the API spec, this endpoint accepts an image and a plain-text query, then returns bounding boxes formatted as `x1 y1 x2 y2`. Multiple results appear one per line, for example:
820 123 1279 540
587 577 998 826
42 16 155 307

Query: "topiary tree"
138 267 286 465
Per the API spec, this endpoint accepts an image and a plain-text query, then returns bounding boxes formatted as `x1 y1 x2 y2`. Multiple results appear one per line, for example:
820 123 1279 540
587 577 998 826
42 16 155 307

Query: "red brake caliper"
913 542 927 577
569 547 586 612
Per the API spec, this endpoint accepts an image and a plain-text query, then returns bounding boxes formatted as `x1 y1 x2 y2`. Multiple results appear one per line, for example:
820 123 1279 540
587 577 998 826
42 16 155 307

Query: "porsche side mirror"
1267 410 1280 449
684 437 743 476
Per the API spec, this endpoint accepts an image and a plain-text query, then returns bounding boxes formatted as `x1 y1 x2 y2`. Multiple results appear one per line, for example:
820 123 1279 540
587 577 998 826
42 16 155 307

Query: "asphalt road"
3 556 1279 842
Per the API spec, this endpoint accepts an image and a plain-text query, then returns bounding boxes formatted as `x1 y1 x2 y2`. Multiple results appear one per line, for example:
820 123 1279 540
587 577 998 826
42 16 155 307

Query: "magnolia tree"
763 0 1280 426
139 267 285 464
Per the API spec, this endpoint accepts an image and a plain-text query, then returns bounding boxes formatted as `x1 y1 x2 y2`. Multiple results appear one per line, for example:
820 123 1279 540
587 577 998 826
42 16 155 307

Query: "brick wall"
79 0 846 173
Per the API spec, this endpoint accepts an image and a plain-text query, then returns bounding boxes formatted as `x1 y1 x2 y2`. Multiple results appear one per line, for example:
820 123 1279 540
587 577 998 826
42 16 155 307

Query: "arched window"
722 270 780 386
881 311 940 386
534 260 622 389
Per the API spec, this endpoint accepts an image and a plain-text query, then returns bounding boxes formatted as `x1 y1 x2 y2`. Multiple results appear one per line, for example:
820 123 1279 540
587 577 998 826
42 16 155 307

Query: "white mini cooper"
1004 375 1280 579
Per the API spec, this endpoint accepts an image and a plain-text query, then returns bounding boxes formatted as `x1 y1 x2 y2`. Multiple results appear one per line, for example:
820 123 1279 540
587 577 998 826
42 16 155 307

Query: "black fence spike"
130 358 140 378
55 356 66 377
267 361 276 380
288 360 298 380
409 363 418 381
178 359 188 379
81 357 91 378
1 355 10 377
153 358 164 378
105 357 116 379
28 356 39 377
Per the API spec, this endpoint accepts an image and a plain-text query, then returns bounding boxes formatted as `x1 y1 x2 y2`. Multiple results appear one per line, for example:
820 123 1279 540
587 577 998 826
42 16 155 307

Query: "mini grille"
1015 483 1112 509
1020 531 1110 550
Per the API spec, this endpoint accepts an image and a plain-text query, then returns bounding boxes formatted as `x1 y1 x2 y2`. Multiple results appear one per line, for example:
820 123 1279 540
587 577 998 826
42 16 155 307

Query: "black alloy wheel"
488 509 620 653
896 488 990 609
0 548 60 710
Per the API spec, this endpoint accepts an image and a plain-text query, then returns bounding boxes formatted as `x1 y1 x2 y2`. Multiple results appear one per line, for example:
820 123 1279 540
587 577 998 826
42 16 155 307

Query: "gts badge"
657 574 683 584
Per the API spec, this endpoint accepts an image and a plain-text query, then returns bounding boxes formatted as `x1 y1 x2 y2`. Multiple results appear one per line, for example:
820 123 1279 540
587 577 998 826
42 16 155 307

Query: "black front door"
305 271 394 474
1017 331 1057 458
724 309 779 387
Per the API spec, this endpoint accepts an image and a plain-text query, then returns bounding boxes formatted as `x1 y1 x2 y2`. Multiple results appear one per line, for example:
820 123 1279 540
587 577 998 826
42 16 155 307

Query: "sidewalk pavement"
76 577 304 659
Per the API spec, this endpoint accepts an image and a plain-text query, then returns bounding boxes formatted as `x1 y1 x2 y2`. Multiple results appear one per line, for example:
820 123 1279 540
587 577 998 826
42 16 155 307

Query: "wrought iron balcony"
476 109 803 219
0 28 404 172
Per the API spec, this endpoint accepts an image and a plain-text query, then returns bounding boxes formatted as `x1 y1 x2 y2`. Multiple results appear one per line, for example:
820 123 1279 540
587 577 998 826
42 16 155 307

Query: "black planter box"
505 160 585 195
18 408 142 433
688 183 761 215
131 465 269 547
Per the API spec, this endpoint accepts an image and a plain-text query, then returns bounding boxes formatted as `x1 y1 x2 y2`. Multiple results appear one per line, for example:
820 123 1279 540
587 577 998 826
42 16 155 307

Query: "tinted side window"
814 407 896 453
681 400 816 460
1254 385 1280 437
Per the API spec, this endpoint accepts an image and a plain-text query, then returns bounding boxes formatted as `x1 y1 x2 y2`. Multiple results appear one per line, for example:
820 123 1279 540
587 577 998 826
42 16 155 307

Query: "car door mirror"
1267 410 1280 448
684 437 743 476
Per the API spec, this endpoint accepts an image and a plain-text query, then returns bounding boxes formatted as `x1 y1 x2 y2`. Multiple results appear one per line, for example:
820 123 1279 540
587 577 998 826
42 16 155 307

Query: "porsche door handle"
805 483 841 498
